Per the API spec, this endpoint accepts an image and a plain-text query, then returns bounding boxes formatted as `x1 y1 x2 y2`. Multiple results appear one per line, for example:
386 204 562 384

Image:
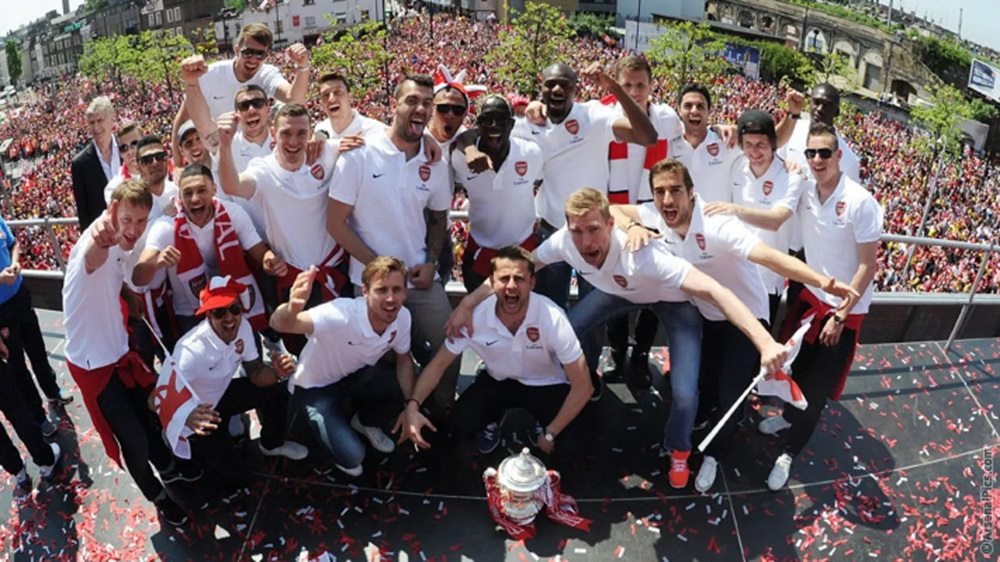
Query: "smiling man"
327 74 457 411
72 96 120 229
399 246 591 463
133 165 286 337
314 72 387 141
270 258 416 478
216 103 345 353
63 180 188 527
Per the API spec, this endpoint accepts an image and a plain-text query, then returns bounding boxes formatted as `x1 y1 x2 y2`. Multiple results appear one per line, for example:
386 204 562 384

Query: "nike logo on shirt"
372 173 385 178
485 340 499 346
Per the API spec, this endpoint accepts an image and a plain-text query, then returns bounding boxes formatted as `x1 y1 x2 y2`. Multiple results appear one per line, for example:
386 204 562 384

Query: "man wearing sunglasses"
759 123 881 492
133 136 179 222
173 23 310 170
451 95 543 293
156 275 307 498
102 122 144 204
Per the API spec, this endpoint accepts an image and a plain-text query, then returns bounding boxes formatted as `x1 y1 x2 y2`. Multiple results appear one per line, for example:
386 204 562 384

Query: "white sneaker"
332 463 363 478
767 453 793 491
350 413 395 454
694 455 718 492
757 416 792 436
39 443 61 480
259 441 309 460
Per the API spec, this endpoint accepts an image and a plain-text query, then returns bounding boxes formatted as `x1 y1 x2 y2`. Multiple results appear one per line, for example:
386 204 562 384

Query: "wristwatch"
832 313 846 325
627 220 644 230
543 430 556 443
790 113 802 120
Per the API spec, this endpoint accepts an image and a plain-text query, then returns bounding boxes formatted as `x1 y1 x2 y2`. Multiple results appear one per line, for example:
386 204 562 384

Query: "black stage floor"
1 310 997 561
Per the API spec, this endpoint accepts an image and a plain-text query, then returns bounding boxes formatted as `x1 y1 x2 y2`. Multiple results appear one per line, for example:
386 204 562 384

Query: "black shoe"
156 497 189 527
47 389 74 407
589 371 603 402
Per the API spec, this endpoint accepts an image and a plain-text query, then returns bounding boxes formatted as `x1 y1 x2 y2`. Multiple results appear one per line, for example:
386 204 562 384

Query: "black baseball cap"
737 110 776 144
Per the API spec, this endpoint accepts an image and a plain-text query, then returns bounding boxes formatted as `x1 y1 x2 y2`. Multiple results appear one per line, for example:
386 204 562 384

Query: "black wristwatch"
790 113 802 120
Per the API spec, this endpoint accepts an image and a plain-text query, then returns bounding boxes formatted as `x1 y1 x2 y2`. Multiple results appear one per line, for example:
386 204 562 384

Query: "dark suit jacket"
71 142 111 230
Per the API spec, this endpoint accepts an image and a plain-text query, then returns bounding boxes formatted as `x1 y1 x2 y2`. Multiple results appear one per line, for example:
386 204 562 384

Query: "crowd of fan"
0 13 996 291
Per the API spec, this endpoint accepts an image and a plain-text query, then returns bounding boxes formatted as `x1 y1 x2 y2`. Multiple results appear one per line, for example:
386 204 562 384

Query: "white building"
0 42 9 88
215 0 381 48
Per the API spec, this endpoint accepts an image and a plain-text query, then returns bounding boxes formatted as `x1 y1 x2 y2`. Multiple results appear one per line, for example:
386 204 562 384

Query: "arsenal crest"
189 276 207 297
613 274 628 288
707 143 719 157
695 233 706 251
526 327 540 342
419 165 431 182
515 161 528 176
762 180 773 196
235 339 244 354
310 163 325 180
565 119 580 135
836 201 846 216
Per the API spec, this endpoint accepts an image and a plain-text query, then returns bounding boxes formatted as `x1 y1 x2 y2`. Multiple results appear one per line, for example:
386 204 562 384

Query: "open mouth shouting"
660 206 679 226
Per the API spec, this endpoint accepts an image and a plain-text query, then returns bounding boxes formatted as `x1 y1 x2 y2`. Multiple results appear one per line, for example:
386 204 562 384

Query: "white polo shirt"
454 137 543 249
729 156 805 293
446 293 581 387
145 202 262 315
676 128 741 203
535 227 691 304
642 196 769 322
608 100 689 203
198 60 286 121
798 174 883 314
173 317 258 408
211 130 272 238
512 101 618 227
781 118 861 183
315 110 387 140
63 217 132 370
291 297 412 390
328 132 452 286
243 146 339 271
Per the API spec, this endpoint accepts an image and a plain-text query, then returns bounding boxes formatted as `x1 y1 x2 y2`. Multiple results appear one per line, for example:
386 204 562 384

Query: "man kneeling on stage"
156 276 307 494
397 246 592 458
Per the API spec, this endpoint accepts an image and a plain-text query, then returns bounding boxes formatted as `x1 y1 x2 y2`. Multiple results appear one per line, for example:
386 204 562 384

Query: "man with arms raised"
327 74 456 411
270 258 416 478
217 103 344 354
63 180 189 527
758 123 881 491
399 247 591 463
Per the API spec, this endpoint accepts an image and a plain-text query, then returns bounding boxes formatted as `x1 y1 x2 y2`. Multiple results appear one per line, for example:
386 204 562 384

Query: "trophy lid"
497 447 547 493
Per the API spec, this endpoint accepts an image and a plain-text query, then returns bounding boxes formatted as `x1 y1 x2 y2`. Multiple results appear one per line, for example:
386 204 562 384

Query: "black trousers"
779 326 858 456
97 373 173 501
699 319 764 458
607 309 660 356
0 284 60 425
189 378 289 487
0 361 55 475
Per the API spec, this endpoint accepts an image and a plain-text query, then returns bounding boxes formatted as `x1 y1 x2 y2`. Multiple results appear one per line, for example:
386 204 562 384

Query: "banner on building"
968 59 1000 103
723 43 760 81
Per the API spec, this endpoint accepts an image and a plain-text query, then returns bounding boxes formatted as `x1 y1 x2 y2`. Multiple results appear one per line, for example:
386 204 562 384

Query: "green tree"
4 40 21 85
84 0 108 11
224 0 246 10
568 13 616 40
968 98 999 123
756 42 814 86
486 1 573 96
911 83 979 160
79 32 194 97
312 20 391 99
646 21 728 98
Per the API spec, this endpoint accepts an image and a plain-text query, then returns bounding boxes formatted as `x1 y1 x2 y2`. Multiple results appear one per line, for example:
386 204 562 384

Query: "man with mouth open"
159 275 307 496
216 103 346 355
610 159 857 492
132 164 286 338
270 258 416 479
398 246 591 463
63 180 189 527
456 62 658 310
449 188 791 489
327 74 457 412
674 84 743 204
314 72 387 141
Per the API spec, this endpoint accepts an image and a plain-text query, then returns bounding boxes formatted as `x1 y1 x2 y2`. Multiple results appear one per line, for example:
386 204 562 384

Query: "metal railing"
7 216 999 351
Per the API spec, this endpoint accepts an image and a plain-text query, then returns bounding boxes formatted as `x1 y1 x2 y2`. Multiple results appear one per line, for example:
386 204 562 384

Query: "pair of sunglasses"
118 140 139 153
239 47 268 60
138 152 168 166
210 303 244 319
804 148 834 160
237 97 268 112
435 104 467 116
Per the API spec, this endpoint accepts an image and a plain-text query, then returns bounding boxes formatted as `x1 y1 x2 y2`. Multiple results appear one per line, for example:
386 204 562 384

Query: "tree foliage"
79 31 194 96
568 13 617 40
5 40 22 85
312 20 391 99
646 21 728 98
84 0 108 12
486 1 574 96
755 42 814 86
913 34 973 88
911 83 979 160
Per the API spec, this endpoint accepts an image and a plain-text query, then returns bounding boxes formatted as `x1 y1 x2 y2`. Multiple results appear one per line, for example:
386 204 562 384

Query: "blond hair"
110 179 153 210
565 188 610 221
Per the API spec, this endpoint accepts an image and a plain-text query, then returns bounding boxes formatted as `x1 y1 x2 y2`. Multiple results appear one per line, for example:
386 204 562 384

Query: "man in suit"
72 96 119 229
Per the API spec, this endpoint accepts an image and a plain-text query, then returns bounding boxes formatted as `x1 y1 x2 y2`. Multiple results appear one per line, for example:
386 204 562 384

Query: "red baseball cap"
195 276 247 316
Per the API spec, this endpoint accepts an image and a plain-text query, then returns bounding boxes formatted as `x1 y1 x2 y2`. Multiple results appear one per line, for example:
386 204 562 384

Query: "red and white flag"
152 359 200 459
755 316 812 410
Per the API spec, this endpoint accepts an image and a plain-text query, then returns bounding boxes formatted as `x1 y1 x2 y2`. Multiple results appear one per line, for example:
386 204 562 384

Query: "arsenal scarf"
173 199 266 330
604 94 670 204
483 467 592 540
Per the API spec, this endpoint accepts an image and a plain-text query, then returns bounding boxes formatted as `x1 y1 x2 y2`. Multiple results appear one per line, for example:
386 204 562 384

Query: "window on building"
166 9 173 23
305 16 316 27
173 7 181 22
304 0 315 5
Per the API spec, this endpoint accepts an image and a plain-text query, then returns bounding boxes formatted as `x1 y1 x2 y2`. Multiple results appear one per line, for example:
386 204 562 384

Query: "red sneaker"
669 450 691 489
